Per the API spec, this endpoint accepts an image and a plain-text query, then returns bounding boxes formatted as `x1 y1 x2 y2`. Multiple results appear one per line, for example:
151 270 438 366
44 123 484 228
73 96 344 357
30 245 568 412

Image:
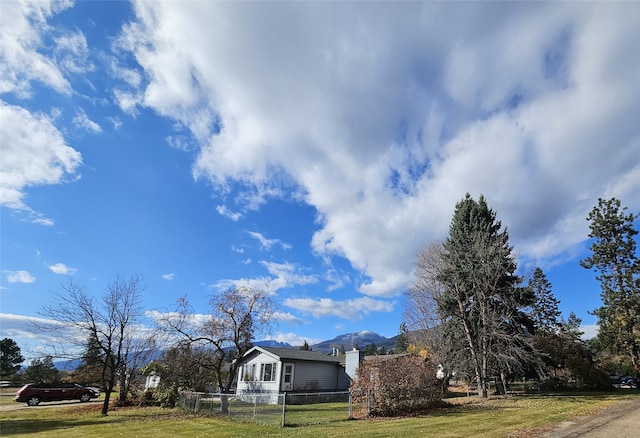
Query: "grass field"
1 391 639 437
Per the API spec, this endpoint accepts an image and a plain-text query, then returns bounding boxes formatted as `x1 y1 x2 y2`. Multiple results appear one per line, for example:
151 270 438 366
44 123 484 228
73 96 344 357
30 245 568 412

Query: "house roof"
240 346 342 364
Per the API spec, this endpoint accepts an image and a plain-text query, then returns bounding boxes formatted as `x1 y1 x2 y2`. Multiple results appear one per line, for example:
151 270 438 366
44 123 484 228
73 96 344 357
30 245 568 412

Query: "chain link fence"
178 391 352 427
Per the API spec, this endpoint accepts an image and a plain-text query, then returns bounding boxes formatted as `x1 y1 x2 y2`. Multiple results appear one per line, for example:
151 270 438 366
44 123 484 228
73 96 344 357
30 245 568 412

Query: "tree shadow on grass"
0 417 127 436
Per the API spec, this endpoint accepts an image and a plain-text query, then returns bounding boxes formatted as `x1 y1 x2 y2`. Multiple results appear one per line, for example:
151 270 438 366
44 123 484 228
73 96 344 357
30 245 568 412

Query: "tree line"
404 194 639 396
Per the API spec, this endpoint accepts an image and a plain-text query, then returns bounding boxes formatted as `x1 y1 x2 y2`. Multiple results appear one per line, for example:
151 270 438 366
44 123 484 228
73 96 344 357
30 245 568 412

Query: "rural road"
0 396 102 412
541 397 640 438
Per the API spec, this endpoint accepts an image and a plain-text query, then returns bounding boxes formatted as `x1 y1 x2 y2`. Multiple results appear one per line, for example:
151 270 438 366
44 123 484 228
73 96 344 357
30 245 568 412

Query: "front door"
282 363 294 391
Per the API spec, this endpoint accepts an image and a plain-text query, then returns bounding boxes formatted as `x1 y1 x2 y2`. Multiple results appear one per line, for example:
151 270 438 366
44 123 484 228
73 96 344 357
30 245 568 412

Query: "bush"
152 382 180 408
351 354 443 417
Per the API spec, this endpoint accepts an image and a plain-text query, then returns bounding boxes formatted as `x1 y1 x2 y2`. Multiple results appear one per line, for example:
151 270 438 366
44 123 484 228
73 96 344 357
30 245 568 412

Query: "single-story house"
144 371 161 391
235 346 350 403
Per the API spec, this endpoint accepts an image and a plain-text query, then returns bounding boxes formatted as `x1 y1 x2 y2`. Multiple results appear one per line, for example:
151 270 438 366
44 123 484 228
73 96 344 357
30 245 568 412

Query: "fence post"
253 394 257 419
281 392 287 428
348 391 353 419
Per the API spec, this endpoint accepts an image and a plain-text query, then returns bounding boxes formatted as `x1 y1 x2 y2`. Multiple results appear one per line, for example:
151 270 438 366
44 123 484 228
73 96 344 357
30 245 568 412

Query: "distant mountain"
254 340 291 348
312 331 394 353
54 349 163 372
55 359 82 371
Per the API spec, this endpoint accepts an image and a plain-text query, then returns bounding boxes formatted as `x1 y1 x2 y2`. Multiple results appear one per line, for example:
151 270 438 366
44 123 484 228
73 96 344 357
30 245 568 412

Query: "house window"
242 364 256 381
284 364 293 383
260 362 277 382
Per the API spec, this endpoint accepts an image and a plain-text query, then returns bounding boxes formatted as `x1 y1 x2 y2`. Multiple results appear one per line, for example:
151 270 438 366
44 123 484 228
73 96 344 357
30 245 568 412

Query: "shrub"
351 353 443 417
152 382 180 408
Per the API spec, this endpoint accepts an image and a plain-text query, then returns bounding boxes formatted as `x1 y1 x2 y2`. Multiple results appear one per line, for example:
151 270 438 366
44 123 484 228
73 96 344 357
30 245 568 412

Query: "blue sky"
1 1 639 361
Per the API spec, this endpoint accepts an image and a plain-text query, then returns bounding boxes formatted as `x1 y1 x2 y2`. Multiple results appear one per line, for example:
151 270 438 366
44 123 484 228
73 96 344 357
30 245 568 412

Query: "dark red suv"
14 383 100 406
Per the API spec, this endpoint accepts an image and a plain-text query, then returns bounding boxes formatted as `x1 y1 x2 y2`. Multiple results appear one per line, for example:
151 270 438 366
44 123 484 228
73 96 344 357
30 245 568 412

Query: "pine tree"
22 356 59 383
560 312 584 343
580 198 640 374
529 268 561 335
74 333 106 387
395 322 410 353
437 194 535 397
0 338 24 380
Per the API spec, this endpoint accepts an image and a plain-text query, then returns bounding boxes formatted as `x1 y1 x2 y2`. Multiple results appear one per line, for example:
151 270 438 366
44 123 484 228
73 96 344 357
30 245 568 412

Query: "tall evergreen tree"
81 332 105 368
580 198 640 374
0 338 24 380
560 312 584 343
395 322 410 353
437 194 536 397
74 333 106 387
529 268 561 335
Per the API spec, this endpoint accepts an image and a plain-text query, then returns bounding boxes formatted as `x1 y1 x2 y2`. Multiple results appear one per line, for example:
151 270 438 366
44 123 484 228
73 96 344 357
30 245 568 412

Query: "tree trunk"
118 369 128 403
499 371 508 397
102 380 114 416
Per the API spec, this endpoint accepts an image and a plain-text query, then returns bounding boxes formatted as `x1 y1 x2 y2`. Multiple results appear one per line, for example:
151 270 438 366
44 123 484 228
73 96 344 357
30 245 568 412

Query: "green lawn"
1 392 638 437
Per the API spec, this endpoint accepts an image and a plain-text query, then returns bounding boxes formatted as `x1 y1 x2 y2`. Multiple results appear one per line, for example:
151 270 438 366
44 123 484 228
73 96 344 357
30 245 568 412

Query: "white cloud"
217 205 242 221
284 296 395 320
48 263 77 275
324 269 349 292
72 108 102 133
119 2 640 298
0 0 73 97
230 245 244 254
161 273 175 281
4 270 36 284
0 313 66 359
248 231 291 251
113 89 141 115
165 135 192 152
274 332 321 347
54 30 93 74
106 116 123 130
259 261 317 290
145 309 212 334
210 261 317 293
0 101 82 216
272 311 305 325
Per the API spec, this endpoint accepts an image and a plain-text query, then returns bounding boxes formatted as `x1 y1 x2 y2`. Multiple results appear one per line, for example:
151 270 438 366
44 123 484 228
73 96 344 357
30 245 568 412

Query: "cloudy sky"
1 1 639 360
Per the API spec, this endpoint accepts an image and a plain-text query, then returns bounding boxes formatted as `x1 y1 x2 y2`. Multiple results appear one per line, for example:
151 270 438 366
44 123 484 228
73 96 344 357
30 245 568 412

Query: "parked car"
621 377 638 388
14 383 100 406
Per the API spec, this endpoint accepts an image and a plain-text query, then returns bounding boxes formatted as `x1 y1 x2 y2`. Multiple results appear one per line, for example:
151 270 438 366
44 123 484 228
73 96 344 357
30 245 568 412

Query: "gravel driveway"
541 396 640 438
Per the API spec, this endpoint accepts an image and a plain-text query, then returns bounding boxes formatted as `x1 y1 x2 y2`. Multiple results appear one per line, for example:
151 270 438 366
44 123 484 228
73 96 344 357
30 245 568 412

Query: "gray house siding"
292 361 343 391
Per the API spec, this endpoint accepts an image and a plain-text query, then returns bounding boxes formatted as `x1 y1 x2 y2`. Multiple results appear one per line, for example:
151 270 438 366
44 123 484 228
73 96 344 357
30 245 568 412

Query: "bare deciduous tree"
38 274 154 415
155 286 275 410
404 241 446 356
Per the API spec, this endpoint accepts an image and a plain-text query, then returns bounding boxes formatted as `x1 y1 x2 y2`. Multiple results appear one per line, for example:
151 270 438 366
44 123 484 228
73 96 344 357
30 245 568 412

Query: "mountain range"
258 330 397 353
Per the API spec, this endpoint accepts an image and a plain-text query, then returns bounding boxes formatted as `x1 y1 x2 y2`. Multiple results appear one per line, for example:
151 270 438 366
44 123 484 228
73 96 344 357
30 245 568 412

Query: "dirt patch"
525 397 640 438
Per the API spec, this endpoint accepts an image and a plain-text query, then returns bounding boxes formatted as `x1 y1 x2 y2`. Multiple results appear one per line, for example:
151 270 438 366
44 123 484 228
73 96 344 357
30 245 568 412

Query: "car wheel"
26 396 41 406
80 393 91 402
